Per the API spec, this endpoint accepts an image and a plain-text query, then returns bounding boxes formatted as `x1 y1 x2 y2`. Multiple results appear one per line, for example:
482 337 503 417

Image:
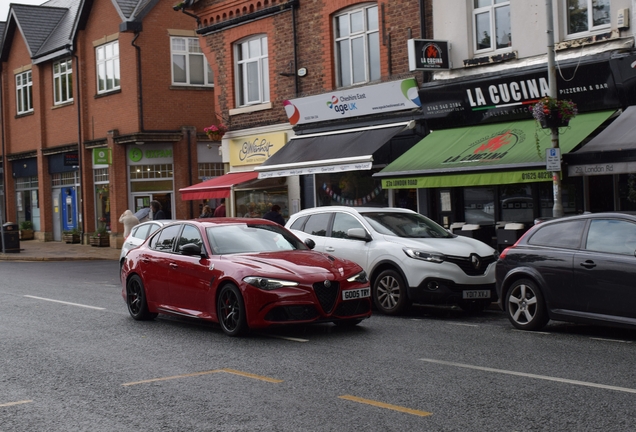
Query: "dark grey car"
496 212 636 331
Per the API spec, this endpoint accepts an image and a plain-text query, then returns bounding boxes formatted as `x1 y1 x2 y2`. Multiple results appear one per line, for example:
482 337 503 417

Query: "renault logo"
470 254 481 270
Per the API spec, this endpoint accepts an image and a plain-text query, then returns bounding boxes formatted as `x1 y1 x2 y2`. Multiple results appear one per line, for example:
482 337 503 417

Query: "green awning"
376 111 615 189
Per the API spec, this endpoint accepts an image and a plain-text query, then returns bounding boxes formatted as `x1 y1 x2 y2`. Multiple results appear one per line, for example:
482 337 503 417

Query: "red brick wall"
4 35 40 155
195 0 426 132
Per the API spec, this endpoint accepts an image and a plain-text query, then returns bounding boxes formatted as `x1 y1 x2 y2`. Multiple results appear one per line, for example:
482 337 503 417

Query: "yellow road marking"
339 395 432 417
122 368 282 386
221 368 283 383
0 400 33 407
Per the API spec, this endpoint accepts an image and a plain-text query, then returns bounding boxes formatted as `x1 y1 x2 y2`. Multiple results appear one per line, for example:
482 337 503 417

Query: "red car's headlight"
243 277 299 291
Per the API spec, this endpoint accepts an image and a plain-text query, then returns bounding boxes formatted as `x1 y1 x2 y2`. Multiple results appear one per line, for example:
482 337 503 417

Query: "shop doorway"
587 175 615 213
131 193 172 219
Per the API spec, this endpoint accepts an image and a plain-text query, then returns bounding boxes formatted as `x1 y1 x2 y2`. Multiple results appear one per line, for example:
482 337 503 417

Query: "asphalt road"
2 261 636 431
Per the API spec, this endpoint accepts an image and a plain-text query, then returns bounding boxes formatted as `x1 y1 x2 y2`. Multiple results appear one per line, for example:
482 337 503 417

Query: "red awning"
179 171 259 200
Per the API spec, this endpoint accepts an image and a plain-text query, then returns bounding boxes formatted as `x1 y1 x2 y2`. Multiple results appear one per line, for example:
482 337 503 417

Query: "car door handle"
169 262 178 268
579 260 596 269
325 246 335 252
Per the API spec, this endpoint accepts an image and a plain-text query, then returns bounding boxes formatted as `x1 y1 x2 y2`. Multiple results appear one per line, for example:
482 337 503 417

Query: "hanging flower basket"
530 97 578 129
204 124 228 141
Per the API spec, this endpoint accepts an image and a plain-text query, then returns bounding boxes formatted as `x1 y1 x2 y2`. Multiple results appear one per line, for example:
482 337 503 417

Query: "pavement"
0 239 120 261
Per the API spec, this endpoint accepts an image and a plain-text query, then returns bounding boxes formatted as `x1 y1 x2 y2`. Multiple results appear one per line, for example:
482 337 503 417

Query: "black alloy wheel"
126 275 158 321
217 284 247 336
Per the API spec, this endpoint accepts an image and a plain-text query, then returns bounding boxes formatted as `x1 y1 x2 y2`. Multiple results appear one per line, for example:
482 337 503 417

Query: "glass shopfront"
94 167 110 231
127 144 174 219
315 170 388 207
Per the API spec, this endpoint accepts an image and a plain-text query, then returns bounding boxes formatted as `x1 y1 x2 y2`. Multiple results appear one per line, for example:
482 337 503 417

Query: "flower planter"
90 236 110 247
539 110 570 129
63 233 81 244
20 229 34 240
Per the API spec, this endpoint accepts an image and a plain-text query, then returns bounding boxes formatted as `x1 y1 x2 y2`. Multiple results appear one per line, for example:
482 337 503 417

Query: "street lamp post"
546 0 564 217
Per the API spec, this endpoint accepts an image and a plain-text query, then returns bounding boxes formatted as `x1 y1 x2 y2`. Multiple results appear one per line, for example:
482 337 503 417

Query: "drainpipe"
291 2 299 96
131 32 144 132
71 46 86 243
419 0 431 83
0 66 5 251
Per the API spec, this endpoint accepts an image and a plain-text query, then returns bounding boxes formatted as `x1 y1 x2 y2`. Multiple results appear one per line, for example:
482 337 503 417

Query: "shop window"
463 187 495 225
96 40 120 94
334 3 380 87
567 0 610 36
618 174 636 211
16 70 33 114
129 164 173 180
473 0 510 52
171 37 214 86
198 163 225 180
53 58 73 104
235 187 288 219
499 184 533 225
315 171 387 207
95 184 110 232
538 181 582 217
235 35 269 107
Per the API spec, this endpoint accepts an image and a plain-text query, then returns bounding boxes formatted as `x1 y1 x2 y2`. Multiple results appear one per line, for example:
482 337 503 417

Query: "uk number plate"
342 287 371 301
462 290 491 299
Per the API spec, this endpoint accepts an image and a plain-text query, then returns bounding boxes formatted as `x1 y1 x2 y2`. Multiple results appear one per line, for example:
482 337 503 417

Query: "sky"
1 0 47 22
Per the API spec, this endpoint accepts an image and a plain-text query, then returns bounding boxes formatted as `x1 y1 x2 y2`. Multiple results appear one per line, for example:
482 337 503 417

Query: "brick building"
1 0 219 246
176 0 432 218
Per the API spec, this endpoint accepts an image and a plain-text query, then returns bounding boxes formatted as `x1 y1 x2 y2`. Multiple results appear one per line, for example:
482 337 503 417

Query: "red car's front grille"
313 281 340 313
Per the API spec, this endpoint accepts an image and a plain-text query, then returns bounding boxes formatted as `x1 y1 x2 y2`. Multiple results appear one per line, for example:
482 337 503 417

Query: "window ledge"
230 102 272 116
94 88 122 99
52 101 74 109
15 111 34 119
169 85 214 91
557 29 619 50
463 50 517 68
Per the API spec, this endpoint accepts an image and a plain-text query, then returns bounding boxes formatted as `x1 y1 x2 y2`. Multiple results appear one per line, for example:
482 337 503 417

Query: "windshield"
206 223 308 255
361 212 453 239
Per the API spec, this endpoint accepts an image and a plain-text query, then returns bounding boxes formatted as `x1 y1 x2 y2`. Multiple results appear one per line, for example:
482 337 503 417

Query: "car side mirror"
180 243 204 257
348 228 371 241
304 238 316 249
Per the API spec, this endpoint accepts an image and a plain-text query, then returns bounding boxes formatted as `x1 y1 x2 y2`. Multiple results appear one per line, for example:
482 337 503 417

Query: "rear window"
302 213 331 237
131 224 150 239
527 220 585 249
289 215 308 230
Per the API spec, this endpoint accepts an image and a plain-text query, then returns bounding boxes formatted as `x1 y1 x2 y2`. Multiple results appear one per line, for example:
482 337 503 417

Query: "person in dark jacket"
262 204 285 225
150 200 167 220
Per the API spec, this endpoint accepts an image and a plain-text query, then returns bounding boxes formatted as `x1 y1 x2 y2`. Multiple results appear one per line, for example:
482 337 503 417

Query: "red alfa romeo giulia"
121 218 372 336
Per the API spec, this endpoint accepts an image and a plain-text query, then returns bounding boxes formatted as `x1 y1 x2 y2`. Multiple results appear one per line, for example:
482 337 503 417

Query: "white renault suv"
286 207 497 315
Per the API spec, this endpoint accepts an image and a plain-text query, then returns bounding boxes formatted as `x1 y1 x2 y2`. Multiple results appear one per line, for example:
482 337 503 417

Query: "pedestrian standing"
119 210 140 238
150 200 167 220
213 198 226 217
262 205 285 225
